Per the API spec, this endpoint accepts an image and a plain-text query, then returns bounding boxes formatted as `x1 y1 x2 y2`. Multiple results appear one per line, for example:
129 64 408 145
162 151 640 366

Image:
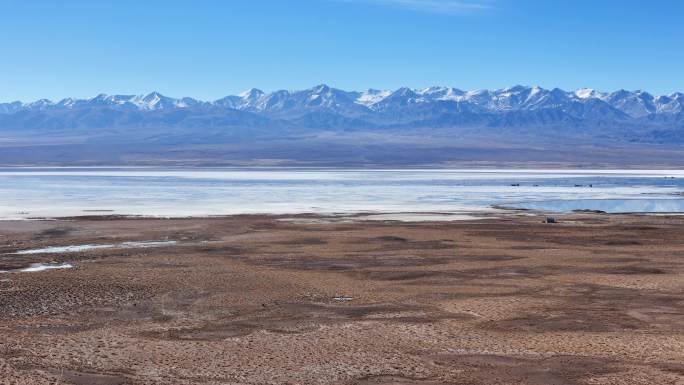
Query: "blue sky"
1 0 683 101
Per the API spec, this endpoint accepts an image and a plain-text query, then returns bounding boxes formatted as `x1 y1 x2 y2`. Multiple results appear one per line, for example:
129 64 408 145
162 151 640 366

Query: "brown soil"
0 213 683 384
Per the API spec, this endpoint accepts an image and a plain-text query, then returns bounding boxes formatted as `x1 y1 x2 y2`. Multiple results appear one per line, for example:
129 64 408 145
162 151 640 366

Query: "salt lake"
0 167 683 219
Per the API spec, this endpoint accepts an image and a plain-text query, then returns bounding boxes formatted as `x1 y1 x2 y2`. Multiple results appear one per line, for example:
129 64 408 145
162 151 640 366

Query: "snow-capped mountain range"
1 85 683 148
3 84 683 118
1 85 684 166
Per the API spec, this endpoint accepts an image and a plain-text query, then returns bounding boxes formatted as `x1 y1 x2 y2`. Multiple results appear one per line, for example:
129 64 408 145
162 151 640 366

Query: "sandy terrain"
1 213 683 384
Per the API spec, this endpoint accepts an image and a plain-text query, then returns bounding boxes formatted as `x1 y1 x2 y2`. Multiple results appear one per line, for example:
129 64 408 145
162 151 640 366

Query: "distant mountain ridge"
1 85 684 167
3 84 683 119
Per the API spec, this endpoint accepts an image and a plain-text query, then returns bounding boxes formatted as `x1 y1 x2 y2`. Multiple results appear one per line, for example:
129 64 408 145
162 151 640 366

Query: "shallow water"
0 168 683 218
511 198 684 213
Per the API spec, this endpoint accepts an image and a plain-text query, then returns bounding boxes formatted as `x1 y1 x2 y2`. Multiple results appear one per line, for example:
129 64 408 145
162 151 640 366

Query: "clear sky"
1 0 683 102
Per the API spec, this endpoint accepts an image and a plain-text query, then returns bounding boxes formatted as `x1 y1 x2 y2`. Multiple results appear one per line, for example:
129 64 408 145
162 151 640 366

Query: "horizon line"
3 84 683 105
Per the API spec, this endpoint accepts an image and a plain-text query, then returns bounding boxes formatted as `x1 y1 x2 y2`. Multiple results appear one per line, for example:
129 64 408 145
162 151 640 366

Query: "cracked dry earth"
0 214 683 384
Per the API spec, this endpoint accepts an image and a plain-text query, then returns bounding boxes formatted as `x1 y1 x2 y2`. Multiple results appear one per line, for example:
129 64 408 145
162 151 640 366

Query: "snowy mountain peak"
419 86 447 94
25 99 54 110
574 88 604 99
142 91 163 103
57 98 76 107
501 85 528 93
310 84 331 94
356 89 392 106
239 88 265 99
418 86 464 101
148 91 162 97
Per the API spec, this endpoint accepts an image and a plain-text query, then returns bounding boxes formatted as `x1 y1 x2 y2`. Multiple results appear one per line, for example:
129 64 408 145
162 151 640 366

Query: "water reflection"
512 199 684 213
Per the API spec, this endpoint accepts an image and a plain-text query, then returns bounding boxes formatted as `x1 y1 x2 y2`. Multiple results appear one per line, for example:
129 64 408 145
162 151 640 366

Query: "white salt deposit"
0 168 683 219
1 263 74 273
20 263 73 272
11 240 177 255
